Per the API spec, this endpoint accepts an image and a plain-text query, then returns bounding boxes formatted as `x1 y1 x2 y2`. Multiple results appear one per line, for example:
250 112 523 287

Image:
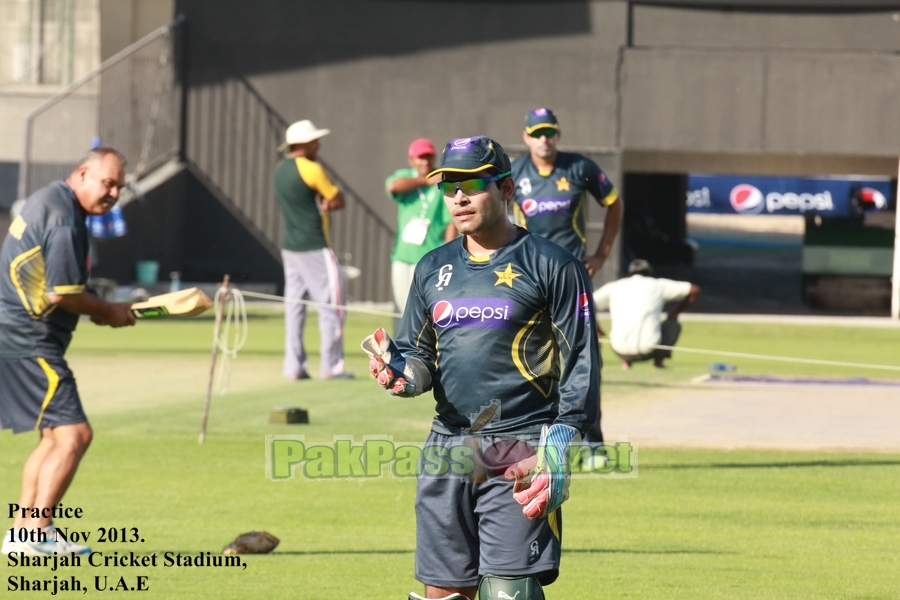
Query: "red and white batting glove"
504 424 580 520
360 328 431 398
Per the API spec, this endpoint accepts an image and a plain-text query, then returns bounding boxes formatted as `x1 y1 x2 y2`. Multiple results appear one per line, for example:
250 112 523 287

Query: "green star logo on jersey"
555 177 570 192
494 263 521 288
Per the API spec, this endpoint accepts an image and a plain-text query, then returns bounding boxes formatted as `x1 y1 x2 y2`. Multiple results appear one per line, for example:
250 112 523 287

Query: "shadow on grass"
73 349 284 357
273 549 413 555
600 380 695 389
646 460 900 470
271 548 729 557
563 548 732 555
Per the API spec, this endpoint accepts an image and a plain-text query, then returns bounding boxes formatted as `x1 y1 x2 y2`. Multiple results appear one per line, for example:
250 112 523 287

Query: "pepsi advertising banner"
686 174 892 217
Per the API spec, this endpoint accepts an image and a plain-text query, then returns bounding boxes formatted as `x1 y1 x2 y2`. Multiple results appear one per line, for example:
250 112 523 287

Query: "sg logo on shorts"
431 299 514 329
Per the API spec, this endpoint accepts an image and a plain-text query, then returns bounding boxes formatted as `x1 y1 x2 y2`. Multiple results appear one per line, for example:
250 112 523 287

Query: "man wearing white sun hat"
275 120 353 380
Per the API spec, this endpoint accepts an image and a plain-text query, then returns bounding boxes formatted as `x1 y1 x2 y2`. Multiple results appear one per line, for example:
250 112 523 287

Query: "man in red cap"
385 139 456 315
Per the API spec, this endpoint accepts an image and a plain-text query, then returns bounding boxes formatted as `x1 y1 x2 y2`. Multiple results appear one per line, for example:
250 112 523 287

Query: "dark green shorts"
0 355 85 434
414 431 562 589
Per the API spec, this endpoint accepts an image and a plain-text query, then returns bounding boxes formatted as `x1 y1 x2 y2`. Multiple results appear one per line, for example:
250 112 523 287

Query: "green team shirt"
274 156 340 252
511 152 619 258
0 182 89 358
398 228 601 437
385 167 453 264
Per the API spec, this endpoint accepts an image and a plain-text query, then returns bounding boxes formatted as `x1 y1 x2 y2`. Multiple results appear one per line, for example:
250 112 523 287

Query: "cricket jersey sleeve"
43 225 87 295
582 157 619 208
547 258 601 434
395 262 439 391
295 158 340 201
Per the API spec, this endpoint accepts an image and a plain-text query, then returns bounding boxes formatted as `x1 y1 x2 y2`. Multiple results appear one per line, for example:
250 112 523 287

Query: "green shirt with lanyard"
385 167 452 264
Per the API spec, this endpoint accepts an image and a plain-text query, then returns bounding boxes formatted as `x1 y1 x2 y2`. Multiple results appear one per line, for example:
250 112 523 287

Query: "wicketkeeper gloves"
361 328 432 398
504 424 580 520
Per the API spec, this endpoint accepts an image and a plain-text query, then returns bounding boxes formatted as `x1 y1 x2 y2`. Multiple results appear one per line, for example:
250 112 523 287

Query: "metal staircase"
19 17 395 302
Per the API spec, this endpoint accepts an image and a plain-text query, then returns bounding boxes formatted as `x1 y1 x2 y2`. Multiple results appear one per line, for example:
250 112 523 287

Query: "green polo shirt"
385 167 453 264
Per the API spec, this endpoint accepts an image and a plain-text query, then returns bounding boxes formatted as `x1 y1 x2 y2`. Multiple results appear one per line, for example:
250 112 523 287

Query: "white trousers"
282 248 346 377
391 260 418 315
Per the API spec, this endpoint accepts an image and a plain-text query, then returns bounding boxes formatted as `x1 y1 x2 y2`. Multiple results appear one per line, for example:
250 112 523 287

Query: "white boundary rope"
212 287 248 394
598 339 900 373
235 288 900 374
238 289 401 318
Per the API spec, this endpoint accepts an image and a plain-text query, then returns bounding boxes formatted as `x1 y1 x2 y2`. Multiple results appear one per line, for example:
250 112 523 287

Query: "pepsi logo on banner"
687 174 893 218
857 188 887 210
729 184 765 214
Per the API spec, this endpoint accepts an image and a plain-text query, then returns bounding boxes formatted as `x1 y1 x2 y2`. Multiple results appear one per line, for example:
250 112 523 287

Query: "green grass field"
2 309 899 598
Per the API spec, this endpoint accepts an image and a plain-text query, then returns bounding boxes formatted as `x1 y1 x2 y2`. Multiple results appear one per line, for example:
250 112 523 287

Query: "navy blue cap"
427 136 511 178
524 108 559 134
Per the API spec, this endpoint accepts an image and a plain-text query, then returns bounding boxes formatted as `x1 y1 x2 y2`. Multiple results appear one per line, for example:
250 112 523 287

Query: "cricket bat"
464 402 500 484
130 287 213 318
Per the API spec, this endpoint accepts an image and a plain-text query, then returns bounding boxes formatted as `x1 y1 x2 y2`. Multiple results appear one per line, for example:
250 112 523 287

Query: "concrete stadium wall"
176 0 625 220
624 5 900 159
175 0 900 194
99 0 175 61
174 0 627 294
168 0 900 296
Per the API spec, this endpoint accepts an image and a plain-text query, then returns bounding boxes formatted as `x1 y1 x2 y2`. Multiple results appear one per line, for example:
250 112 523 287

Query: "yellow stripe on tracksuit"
51 284 85 294
9 245 52 319
548 508 561 540
34 357 60 430
511 202 527 228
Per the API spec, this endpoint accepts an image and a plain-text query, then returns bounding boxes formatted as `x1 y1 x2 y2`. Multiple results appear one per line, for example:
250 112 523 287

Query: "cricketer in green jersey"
363 136 601 600
511 108 623 278
1 148 135 557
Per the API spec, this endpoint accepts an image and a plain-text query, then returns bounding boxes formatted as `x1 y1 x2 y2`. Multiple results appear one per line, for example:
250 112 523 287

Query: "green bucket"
135 260 160 285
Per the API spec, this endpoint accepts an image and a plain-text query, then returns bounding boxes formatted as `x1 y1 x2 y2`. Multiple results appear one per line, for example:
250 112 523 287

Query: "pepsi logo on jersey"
578 292 591 322
521 197 572 217
431 299 514 329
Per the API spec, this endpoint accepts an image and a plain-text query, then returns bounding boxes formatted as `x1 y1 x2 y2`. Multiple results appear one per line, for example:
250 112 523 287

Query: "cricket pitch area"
2 308 899 598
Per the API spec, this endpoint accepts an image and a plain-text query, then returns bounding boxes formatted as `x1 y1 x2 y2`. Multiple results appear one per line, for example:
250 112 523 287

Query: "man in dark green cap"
361 136 601 600
511 108 623 278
